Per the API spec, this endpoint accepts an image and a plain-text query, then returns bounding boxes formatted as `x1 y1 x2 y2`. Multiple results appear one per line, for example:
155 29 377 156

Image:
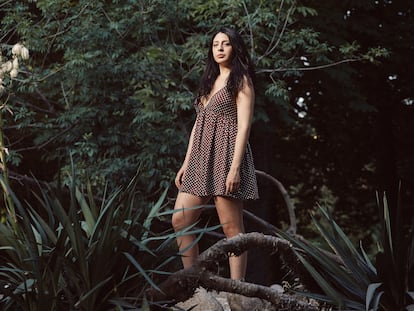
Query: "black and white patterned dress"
180 86 259 200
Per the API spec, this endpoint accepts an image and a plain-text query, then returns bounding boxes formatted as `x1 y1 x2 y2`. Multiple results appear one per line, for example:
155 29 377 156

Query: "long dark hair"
197 27 255 99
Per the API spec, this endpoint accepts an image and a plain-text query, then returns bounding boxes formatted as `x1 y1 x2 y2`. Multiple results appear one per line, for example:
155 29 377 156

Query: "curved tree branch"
242 205 344 267
256 58 362 74
147 232 319 311
241 0 255 59
258 0 295 62
261 0 285 59
12 124 75 152
255 169 297 234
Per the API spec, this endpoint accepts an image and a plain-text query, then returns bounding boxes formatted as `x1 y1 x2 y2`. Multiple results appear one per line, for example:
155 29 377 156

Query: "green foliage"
2 1 402 260
0 0 385 200
286 0 413 240
0 172 181 310
277 193 414 310
373 192 414 311
1 42 31 221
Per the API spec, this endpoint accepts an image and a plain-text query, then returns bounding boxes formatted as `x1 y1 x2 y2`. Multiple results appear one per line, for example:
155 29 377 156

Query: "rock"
173 287 224 311
172 284 314 311
226 292 277 311
270 284 284 294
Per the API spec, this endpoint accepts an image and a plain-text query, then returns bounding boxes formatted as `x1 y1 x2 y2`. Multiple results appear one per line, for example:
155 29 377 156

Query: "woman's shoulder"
238 75 254 97
242 74 254 88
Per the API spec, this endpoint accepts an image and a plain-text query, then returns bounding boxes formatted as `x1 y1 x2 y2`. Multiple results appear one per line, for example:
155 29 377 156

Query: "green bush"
278 192 414 310
0 172 179 311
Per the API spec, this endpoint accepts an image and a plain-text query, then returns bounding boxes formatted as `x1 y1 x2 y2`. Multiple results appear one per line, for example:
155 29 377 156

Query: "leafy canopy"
0 0 385 200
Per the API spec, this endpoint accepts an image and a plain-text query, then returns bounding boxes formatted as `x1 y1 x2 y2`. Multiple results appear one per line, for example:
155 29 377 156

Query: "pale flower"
1 65 6 75
21 47 30 60
4 61 13 72
12 43 22 56
13 57 19 70
10 69 18 79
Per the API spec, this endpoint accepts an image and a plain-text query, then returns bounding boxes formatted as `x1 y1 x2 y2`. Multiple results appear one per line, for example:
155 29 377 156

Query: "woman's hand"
175 166 186 189
226 167 240 194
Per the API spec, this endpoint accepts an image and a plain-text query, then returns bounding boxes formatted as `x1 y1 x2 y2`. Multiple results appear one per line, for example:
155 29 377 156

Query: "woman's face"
212 32 233 66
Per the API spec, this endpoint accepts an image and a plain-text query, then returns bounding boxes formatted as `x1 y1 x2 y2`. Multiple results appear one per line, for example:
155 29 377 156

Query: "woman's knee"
221 221 243 238
172 211 188 231
172 193 205 231
214 196 244 238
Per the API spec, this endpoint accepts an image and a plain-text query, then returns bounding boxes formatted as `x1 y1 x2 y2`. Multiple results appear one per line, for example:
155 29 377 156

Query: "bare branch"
0 22 18 44
257 58 362 74
100 7 124 38
258 0 285 62
257 1 295 63
241 0 255 58
12 125 75 152
0 0 13 9
255 169 297 234
4 124 59 130
8 170 51 187
35 88 56 113
60 82 70 109
147 232 319 311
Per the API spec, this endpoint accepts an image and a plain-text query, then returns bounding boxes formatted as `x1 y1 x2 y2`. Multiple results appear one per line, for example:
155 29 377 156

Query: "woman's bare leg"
172 192 210 268
214 196 246 280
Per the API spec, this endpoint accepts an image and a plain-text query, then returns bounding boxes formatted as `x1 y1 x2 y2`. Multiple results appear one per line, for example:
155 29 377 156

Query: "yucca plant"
0 172 184 311
1 42 31 221
372 193 414 311
277 192 414 311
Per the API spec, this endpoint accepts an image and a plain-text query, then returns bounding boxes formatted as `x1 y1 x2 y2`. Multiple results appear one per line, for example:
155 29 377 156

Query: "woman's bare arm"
226 78 255 193
175 122 197 189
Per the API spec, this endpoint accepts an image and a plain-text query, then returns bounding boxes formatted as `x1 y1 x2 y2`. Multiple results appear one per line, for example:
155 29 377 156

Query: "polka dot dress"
180 86 259 200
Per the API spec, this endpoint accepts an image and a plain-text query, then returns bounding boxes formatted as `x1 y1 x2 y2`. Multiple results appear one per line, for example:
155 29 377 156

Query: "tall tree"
290 0 414 231
0 0 389 227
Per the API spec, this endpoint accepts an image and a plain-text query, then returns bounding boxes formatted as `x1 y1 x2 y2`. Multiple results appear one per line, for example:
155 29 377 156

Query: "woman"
172 27 259 280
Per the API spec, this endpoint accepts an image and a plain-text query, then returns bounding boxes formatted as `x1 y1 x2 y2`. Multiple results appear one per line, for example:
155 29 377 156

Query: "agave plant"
0 172 188 311
372 193 414 311
277 192 414 311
